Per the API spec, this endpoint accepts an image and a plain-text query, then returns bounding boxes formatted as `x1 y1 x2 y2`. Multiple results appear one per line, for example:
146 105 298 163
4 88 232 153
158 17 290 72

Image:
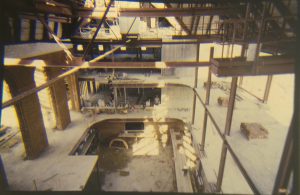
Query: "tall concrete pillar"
4 67 48 159
67 73 81 112
44 67 71 130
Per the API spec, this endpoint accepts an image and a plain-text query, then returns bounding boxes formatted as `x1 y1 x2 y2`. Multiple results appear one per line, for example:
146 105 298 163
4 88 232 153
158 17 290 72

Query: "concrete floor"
96 144 176 192
0 65 294 193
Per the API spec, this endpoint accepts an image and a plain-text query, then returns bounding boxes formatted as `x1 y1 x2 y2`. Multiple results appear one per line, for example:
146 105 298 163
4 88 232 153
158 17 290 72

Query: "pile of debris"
240 122 269 140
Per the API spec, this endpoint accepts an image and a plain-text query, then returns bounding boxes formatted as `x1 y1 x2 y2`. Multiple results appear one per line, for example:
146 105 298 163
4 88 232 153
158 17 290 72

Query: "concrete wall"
161 86 194 122
91 118 184 141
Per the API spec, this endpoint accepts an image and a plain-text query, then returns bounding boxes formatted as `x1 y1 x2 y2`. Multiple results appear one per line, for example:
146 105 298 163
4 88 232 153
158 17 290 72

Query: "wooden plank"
170 129 193 192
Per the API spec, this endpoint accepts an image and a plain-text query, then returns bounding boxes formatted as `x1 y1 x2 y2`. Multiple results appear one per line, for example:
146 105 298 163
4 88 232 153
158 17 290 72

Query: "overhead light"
121 47 126 51
98 45 104 51
141 47 146 51
77 44 83 51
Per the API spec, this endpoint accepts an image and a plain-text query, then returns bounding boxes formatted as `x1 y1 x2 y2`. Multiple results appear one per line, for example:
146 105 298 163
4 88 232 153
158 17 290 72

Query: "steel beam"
210 56 295 77
10 2 242 18
119 7 241 17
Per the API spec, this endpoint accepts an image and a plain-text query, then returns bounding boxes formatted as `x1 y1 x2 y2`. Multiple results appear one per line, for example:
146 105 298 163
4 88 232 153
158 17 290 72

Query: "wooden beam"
4 58 210 68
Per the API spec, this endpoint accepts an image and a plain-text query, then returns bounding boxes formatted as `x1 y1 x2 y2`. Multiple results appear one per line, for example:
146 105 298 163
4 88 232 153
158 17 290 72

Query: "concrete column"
67 73 81 111
4 67 48 159
45 67 71 130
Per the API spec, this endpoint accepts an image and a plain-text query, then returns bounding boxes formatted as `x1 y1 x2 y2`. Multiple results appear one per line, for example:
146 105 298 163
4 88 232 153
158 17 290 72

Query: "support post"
200 47 214 151
216 76 238 192
67 73 81 111
45 67 71 130
263 75 273 103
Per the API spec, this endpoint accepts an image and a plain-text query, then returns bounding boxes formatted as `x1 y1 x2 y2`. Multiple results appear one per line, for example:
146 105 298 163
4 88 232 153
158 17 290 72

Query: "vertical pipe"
29 20 36 41
114 87 117 112
124 87 127 105
253 2 269 74
200 47 214 151
92 80 97 93
239 76 244 87
192 43 200 124
216 76 238 192
294 33 300 195
263 75 273 104
87 81 91 94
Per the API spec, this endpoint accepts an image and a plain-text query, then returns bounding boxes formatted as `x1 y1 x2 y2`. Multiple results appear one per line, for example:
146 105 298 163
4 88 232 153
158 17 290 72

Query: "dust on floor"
93 143 176 192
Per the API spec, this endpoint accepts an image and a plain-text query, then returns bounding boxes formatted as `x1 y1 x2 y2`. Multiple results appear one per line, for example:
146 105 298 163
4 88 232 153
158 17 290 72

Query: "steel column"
200 47 214 151
216 76 238 192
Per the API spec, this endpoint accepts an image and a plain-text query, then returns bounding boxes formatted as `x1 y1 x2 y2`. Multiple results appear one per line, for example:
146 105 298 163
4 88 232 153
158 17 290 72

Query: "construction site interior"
0 0 298 194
